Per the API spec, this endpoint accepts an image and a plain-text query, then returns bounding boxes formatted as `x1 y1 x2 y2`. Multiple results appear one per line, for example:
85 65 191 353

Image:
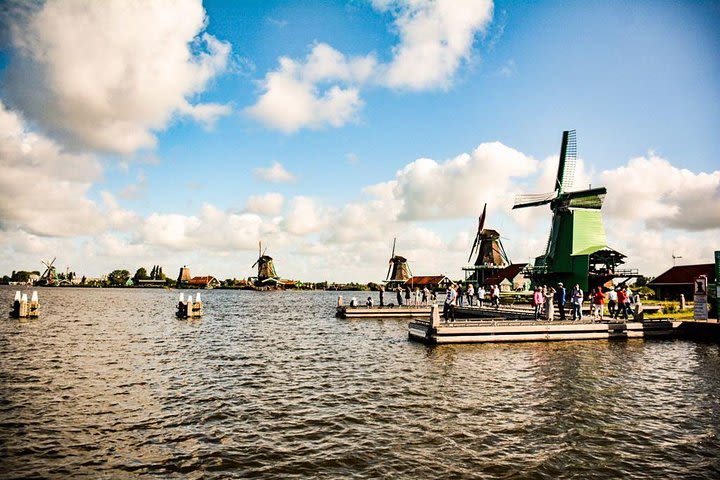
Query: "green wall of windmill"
532 209 604 292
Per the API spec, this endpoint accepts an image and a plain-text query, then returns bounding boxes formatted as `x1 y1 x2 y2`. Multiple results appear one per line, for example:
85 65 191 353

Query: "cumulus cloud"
0 101 137 237
245 43 374 132
282 196 329 235
600 153 720 232
245 193 285 216
247 0 493 131
4 0 231 153
375 0 494 90
253 161 297 183
386 141 538 220
140 204 278 251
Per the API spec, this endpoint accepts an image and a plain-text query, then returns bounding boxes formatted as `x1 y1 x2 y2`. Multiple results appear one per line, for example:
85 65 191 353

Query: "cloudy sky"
0 0 718 282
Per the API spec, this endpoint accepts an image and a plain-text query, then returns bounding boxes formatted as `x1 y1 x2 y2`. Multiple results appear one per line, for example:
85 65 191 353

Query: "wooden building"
648 264 715 300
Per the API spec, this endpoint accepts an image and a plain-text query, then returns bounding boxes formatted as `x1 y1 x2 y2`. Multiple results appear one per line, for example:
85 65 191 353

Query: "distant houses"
648 264 716 300
403 275 451 291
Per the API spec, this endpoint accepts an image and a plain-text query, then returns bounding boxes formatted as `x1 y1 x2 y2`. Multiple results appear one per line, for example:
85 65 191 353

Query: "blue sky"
0 0 718 281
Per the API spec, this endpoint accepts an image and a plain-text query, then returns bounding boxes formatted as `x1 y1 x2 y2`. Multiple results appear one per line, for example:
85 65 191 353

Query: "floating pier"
177 292 203 318
409 305 676 344
10 291 39 318
335 295 431 319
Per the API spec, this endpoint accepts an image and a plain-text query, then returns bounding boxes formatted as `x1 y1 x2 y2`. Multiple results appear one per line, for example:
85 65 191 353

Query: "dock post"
680 294 685 310
430 304 441 328
28 291 39 317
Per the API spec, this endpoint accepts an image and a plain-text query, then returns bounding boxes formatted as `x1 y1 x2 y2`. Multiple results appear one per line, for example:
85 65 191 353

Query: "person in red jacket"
592 287 605 321
615 287 629 319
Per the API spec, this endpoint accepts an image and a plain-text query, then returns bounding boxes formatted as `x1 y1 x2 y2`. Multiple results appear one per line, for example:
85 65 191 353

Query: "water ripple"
1 287 719 478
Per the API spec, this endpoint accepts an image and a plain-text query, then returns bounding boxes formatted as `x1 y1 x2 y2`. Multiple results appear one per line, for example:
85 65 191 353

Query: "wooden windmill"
463 204 510 286
512 130 626 291
252 241 278 282
384 238 411 289
37 258 57 286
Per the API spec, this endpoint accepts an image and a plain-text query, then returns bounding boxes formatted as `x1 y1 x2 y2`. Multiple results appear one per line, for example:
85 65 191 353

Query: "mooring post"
337 295 343 307
680 294 686 310
430 304 440 328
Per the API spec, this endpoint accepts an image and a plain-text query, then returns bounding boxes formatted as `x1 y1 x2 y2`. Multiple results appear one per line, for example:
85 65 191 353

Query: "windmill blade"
390 237 396 259
512 192 557 209
555 130 577 194
386 261 393 281
261 247 267 257
563 187 607 209
467 233 481 263
478 203 487 232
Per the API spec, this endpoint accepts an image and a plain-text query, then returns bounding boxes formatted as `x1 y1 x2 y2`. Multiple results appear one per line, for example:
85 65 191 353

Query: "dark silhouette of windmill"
251 241 278 284
463 204 510 286
37 258 57 286
384 238 411 289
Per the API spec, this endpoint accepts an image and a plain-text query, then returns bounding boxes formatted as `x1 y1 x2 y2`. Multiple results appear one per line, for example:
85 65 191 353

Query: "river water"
1 286 718 479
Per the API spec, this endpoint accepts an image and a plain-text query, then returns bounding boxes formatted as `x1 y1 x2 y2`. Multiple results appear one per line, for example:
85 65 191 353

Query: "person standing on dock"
592 287 605 321
478 285 486 308
422 286 430 305
571 284 584 321
457 284 464 307
615 287 629 319
491 285 500 309
443 285 457 321
379 284 385 307
555 283 566 320
546 286 556 321
396 286 403 306
404 286 412 306
533 287 544 320
466 283 475 307
607 288 618 317
414 287 421 306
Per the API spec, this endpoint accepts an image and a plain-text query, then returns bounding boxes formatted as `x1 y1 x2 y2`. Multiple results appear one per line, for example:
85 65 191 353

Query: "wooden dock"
408 305 677 344
336 305 431 319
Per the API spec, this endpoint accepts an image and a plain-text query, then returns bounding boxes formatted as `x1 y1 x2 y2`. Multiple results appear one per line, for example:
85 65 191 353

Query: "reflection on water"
1 287 719 478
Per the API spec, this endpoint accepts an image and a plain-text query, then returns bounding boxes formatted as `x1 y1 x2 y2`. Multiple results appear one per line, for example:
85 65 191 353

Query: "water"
1 286 719 479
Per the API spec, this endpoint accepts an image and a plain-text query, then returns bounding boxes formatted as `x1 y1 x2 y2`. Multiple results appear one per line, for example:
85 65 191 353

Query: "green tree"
108 269 131 286
133 267 149 283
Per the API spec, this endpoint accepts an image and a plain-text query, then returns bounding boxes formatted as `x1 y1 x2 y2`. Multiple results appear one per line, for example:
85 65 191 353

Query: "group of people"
533 283 639 322
443 283 501 321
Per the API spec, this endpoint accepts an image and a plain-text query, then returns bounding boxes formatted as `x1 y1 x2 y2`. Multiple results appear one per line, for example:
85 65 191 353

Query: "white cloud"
376 0 494 90
246 0 494 131
245 43 374 132
0 101 137 237
5 0 231 153
282 196 329 235
245 193 285 216
599 153 720 232
253 161 297 183
387 141 538 220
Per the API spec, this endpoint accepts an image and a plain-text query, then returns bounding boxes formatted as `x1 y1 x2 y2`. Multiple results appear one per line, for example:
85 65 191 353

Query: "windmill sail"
555 130 577 194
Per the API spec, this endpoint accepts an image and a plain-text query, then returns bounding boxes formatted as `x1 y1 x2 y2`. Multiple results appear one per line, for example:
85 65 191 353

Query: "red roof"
484 263 527 285
649 264 715 285
404 275 448 286
188 276 218 285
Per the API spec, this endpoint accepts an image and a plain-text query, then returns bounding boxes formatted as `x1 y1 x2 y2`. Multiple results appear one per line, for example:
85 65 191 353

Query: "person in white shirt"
443 285 457 321
477 286 486 307
466 283 475 306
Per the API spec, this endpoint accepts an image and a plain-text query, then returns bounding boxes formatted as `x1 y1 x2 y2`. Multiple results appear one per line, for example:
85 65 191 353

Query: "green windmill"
513 130 633 291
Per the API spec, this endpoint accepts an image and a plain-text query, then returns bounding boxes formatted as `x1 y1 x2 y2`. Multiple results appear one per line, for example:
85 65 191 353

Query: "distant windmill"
672 251 683 266
38 257 57 286
467 203 510 267
385 238 411 286
512 130 611 291
252 241 278 281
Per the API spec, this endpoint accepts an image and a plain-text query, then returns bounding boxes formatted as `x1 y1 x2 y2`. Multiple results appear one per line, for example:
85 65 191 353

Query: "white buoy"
179 292 185 303
31 291 38 302
195 292 201 303
14 291 21 301
22 293 28 303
